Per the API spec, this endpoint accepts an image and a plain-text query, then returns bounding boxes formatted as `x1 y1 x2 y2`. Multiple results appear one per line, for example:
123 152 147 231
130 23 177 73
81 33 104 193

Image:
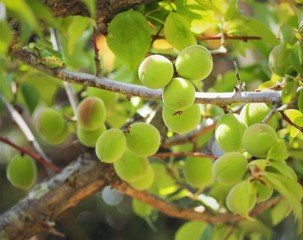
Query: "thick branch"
39 0 158 33
0 153 282 240
14 49 282 106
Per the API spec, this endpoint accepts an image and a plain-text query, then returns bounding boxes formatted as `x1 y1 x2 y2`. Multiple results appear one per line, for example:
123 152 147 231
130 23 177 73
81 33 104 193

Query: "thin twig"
279 110 303 132
262 102 280 124
0 137 60 172
92 27 102 77
196 33 262 41
154 151 218 159
161 121 217 148
233 60 245 92
50 28 78 117
0 95 56 175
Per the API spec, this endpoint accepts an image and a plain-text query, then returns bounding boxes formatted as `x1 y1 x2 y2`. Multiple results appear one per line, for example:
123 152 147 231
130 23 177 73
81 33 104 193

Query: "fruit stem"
0 137 61 173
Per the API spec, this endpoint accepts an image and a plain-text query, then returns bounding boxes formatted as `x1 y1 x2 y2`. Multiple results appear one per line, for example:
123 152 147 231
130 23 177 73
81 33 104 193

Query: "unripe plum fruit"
242 123 278 158
129 163 155 190
113 150 148 182
6 155 37 190
184 156 214 190
138 55 174 89
77 124 106 148
45 124 69 145
215 113 247 152
126 122 160 157
175 45 213 81
95 128 126 163
77 97 106 131
162 77 196 111
37 108 67 143
162 104 201 134
86 87 117 107
132 199 154 218
240 103 277 129
149 162 176 194
213 152 248 186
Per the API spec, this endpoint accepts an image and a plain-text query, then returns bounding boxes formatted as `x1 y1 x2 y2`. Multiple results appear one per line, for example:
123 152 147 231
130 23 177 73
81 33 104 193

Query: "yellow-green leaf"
107 10 151 70
164 12 196 51
0 20 13 55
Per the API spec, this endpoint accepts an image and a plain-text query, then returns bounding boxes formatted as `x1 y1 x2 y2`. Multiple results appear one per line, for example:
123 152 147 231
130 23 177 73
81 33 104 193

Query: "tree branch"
14 49 282 106
37 0 158 33
0 153 282 240
0 137 60 173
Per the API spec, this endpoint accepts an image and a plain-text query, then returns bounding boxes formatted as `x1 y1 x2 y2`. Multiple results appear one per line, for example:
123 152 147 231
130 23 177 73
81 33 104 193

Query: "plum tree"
77 97 106 131
125 122 160 157
138 55 174 89
162 77 196 111
175 45 213 81
2 1 303 239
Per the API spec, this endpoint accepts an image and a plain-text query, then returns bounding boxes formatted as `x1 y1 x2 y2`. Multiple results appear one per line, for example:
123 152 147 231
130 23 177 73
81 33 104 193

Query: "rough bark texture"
41 0 159 33
0 152 282 240
0 155 108 240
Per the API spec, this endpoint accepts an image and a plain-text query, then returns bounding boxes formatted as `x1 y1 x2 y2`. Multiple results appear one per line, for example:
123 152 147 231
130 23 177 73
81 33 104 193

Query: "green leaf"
290 42 303 75
238 219 272 239
0 21 13 55
194 0 221 13
164 12 196 51
299 89 303 113
263 172 302 229
294 116 303 128
81 0 96 19
267 140 289 161
175 221 206 240
2 0 40 34
279 24 296 45
267 160 297 181
282 79 298 104
284 109 303 139
258 80 276 89
67 16 93 55
244 19 279 46
107 10 151 70
25 0 65 32
21 83 40 114
200 224 212 240
271 199 290 226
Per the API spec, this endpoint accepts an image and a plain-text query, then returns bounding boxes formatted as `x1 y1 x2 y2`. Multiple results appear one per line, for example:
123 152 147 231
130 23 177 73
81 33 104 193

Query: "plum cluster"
211 103 291 217
138 44 213 134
